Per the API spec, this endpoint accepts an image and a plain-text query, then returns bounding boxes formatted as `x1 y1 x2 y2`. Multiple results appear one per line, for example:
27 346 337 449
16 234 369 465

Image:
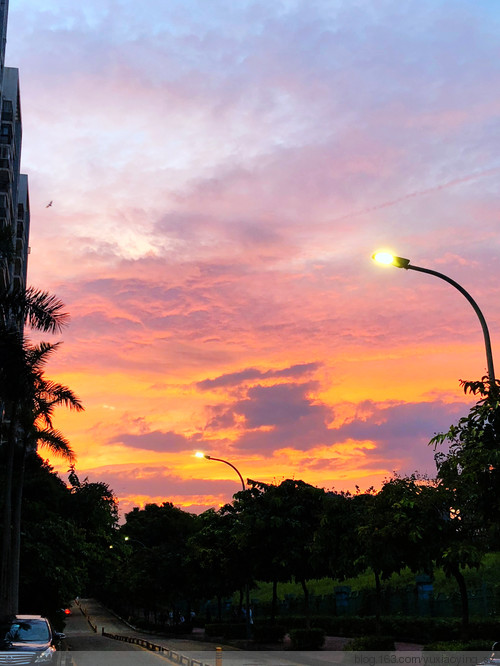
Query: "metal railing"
101 628 214 666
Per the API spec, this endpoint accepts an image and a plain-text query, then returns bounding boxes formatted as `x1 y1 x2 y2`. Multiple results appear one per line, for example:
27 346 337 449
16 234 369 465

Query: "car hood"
1 641 51 651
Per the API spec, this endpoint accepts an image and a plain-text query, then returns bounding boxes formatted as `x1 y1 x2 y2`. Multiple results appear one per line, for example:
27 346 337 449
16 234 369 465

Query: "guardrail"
101 628 217 666
73 598 97 633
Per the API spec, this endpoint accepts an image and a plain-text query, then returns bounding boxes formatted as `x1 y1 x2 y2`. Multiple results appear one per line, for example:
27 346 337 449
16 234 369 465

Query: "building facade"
0 0 30 296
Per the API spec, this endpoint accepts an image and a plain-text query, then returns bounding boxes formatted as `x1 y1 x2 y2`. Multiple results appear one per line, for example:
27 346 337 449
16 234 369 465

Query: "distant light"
195 451 205 458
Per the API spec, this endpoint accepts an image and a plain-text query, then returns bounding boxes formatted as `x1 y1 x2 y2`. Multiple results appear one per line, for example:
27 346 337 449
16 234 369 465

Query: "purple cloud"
110 430 194 452
197 362 320 390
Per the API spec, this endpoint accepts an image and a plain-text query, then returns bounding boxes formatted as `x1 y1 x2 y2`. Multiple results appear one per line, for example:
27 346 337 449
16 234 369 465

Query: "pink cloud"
7 0 500 512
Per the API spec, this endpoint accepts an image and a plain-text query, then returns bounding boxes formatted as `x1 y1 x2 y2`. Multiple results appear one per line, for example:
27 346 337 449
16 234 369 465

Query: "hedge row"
271 615 500 643
205 622 287 643
289 628 325 650
344 635 396 651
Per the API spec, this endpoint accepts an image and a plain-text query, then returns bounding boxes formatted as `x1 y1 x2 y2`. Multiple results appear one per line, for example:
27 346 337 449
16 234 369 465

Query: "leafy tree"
119 502 198 622
229 479 326 626
66 468 119 597
316 489 372 586
431 377 500 539
18 455 88 619
430 376 500 636
356 476 442 629
186 508 241 621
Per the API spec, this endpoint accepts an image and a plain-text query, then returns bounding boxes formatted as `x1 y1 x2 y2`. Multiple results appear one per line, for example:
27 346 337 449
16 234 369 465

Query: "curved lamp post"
124 536 148 549
372 252 496 386
195 452 251 638
194 452 246 491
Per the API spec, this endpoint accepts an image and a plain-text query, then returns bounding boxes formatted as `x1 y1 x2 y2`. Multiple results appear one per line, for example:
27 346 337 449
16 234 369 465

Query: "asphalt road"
61 599 234 666
59 599 355 666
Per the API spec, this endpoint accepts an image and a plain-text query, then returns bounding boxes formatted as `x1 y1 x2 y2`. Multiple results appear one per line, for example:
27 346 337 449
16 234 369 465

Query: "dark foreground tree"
228 479 326 626
0 286 78 617
18 455 88 618
430 376 500 637
66 468 119 597
118 502 198 623
187 509 241 621
356 476 447 631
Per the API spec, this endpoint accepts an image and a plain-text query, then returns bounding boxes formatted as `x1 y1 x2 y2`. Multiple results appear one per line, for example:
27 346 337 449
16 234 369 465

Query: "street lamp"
194 452 246 491
195 451 251 639
372 252 496 386
123 536 148 549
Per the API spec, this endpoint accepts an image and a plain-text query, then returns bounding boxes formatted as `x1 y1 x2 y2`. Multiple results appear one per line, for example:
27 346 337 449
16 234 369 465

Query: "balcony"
0 192 12 222
0 165 13 191
0 143 12 169
0 255 8 291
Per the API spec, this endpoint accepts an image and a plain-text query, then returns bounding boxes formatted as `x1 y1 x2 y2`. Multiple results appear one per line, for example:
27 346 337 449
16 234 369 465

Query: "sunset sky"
7 0 500 517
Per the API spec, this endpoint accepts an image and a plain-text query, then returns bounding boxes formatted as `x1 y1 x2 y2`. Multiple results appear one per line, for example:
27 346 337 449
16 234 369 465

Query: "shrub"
253 623 287 644
289 628 325 650
344 635 395 651
423 640 493 652
205 623 247 639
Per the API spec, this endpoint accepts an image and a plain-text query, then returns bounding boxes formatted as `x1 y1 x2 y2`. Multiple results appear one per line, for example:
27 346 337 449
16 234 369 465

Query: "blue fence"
211 580 500 619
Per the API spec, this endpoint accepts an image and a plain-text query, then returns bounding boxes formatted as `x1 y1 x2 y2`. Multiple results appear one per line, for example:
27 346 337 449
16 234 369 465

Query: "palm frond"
35 380 84 412
34 426 76 462
6 286 70 333
25 341 61 370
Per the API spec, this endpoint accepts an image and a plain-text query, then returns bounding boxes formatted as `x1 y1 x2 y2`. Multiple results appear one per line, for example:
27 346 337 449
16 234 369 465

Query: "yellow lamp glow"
372 251 395 265
372 252 410 269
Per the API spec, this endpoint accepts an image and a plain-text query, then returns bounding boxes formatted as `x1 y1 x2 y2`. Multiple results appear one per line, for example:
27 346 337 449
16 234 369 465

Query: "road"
61 598 241 666
60 599 424 666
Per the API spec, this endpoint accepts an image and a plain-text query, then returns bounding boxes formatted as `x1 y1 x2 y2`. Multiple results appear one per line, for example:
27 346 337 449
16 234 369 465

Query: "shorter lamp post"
194 452 246 492
372 252 496 388
124 536 148 549
195 452 251 639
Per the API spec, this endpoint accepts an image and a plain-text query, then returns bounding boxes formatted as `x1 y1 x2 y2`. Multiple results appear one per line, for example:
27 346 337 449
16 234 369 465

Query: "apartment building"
0 0 30 295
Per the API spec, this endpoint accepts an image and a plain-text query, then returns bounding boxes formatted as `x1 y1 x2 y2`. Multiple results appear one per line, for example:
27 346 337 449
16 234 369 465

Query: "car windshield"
5 620 50 642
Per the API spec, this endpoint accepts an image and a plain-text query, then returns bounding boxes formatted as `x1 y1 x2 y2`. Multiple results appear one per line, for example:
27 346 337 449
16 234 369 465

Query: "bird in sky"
46 201 53 208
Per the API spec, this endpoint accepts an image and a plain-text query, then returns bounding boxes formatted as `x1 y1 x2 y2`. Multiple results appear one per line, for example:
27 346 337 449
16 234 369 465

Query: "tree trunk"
271 579 278 623
374 570 382 635
216 594 222 622
10 440 26 614
237 587 243 617
449 563 469 639
0 405 18 618
300 579 310 628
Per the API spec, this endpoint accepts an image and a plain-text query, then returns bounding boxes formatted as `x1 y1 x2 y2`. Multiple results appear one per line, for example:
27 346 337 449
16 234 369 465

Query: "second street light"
194 452 246 492
372 251 496 389
195 452 252 639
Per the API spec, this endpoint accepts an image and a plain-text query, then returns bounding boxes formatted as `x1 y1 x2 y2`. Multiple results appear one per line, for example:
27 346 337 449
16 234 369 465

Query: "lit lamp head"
372 252 411 269
195 451 211 460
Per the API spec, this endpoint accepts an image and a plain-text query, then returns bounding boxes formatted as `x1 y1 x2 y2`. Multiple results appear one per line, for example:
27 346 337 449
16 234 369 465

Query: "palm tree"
1 286 78 617
0 285 69 333
10 343 82 608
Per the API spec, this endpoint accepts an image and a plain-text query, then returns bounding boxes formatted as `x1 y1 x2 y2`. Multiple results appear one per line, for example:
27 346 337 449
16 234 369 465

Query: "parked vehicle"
0 615 65 664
